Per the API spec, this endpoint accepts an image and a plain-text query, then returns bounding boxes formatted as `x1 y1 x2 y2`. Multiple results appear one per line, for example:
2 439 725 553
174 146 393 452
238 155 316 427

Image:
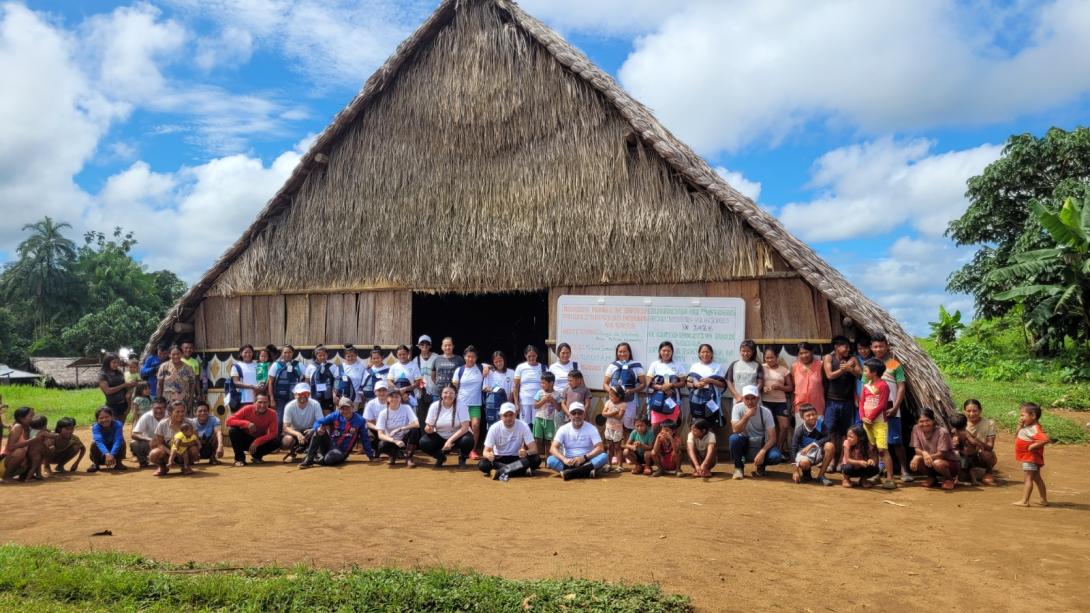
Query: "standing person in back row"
603 342 646 409
791 342 825 420
180 341 206 403
140 345 169 401
548 343 578 430
513 345 546 426
646 341 686 433
871 333 912 483
726 340 764 404
267 345 303 432
98 353 135 422
415 335 438 399
305 345 339 412
431 337 462 399
823 336 861 470
451 345 486 460
157 345 196 415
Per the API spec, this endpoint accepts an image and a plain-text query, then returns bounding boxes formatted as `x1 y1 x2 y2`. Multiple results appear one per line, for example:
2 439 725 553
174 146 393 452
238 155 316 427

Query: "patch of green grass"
0 545 691 613
946 377 1088 444
0 386 103 428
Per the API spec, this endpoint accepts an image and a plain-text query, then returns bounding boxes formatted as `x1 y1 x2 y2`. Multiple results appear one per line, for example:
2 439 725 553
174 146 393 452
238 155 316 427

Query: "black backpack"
310 361 337 402
224 363 243 411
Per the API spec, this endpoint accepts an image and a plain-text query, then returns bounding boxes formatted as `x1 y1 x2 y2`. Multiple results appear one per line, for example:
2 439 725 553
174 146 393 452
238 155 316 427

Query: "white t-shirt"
646 359 686 384
730 402 775 439
133 410 160 441
388 360 421 388
425 401 470 439
452 364 485 407
514 362 545 407
416 354 438 395
340 360 366 394
553 422 602 458
233 361 259 403
377 405 417 441
548 361 577 394
484 368 514 396
283 398 322 431
688 430 717 454
363 398 386 423
689 361 725 381
484 420 535 456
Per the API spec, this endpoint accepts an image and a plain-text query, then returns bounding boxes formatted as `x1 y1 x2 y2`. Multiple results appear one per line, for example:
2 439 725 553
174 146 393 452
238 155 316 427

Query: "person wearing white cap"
416 335 438 397
361 380 391 459
299 397 366 468
479 402 540 480
547 401 607 480
281 382 322 460
728 384 782 479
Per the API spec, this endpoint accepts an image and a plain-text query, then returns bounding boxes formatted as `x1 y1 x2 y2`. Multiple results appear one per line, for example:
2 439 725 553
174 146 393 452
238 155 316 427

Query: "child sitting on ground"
650 420 681 477
792 404 835 486
1014 402 1050 507
601 385 626 472
839 424 878 488
49 417 85 474
169 421 201 475
624 416 654 474
27 415 59 478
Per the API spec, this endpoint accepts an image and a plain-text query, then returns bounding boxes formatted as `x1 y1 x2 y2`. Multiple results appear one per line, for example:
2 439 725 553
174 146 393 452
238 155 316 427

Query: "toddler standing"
1014 402 1050 507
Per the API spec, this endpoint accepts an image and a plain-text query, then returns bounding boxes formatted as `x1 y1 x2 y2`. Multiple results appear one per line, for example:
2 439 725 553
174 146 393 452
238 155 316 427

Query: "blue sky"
3 0 1090 336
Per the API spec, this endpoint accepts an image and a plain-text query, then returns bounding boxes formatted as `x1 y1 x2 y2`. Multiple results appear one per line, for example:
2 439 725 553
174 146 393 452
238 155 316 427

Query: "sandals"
233 461 245 467
941 479 955 490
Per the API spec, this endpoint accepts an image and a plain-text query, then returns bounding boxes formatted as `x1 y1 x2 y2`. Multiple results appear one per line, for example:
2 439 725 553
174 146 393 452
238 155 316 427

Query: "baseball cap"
293 382 311 395
742 385 759 398
374 380 389 391
417 335 432 345
499 402 517 415
338 397 353 407
568 401 585 413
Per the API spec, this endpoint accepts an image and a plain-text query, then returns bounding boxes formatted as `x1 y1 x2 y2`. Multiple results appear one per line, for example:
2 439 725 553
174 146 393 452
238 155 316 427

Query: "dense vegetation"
0 219 185 368
0 546 690 613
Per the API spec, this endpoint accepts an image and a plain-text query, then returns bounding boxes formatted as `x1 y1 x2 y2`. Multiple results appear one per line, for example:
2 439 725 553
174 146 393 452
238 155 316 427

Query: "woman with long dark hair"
99 353 135 422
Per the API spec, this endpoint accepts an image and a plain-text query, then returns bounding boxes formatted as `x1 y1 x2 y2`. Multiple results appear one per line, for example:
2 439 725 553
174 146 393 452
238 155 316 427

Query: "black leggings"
228 427 280 463
419 432 474 464
90 444 126 465
478 454 541 477
842 465 879 479
377 428 420 459
304 430 349 466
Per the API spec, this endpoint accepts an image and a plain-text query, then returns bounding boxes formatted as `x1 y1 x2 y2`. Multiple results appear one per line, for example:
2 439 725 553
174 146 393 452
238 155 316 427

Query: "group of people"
0 333 1052 504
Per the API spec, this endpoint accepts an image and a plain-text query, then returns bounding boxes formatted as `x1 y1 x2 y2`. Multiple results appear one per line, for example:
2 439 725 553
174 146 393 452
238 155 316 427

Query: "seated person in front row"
686 418 717 478
955 399 997 485
300 398 366 468
909 408 959 490
478 402 541 480
194 402 223 465
624 417 654 475
728 385 782 480
791 404 835 486
839 424 878 488
650 420 681 477
547 402 607 480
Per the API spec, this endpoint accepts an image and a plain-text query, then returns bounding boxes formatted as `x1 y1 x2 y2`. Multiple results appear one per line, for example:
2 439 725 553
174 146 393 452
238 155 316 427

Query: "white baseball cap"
417 335 432 345
568 401 585 413
374 380 389 391
293 382 311 395
338 397 353 407
499 402 517 415
742 385 760 398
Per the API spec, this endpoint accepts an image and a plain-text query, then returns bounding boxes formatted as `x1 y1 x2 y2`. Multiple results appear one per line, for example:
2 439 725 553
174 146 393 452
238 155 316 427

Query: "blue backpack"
272 360 301 401
610 361 642 400
483 385 508 428
357 365 388 400
647 375 679 415
223 363 243 410
688 373 725 426
310 361 337 402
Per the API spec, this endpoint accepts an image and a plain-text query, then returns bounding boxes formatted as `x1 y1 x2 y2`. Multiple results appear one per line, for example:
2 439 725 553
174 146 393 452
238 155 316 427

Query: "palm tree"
1 217 78 334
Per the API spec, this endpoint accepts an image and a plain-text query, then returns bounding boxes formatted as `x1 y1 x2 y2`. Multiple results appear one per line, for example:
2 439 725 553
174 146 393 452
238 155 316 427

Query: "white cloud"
617 0 1090 154
777 138 1002 242
195 26 254 71
166 0 434 88
81 3 187 102
714 166 761 202
517 0 681 36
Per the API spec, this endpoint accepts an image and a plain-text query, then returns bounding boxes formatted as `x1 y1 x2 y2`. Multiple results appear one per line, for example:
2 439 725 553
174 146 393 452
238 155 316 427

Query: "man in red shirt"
226 393 280 466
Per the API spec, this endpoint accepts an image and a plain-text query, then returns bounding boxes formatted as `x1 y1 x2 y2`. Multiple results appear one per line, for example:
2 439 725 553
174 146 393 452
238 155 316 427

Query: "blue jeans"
728 434 783 469
547 452 608 472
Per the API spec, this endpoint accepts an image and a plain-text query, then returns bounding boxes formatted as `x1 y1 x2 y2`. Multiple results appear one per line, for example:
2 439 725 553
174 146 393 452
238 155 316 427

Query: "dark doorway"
411 292 549 363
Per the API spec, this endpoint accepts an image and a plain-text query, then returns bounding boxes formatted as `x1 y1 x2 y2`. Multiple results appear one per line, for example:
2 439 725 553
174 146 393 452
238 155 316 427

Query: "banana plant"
928 305 965 344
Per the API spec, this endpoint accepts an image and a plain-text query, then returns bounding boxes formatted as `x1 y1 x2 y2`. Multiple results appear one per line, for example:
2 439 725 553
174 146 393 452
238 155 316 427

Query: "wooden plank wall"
189 290 410 351
549 277 838 342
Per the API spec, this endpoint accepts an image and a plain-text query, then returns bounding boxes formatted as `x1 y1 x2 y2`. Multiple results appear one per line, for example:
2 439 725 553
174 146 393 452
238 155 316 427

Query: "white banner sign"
556 295 745 390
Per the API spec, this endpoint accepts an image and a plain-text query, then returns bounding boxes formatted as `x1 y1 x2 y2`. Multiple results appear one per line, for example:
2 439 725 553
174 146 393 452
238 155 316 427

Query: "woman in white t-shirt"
602 342 647 429
549 343 578 395
645 341 686 430
338 344 367 408
387 345 422 402
687 343 727 427
483 350 515 429
512 345 546 426
419 385 473 467
725 339 765 403
451 345 487 459
230 344 260 405
376 389 420 467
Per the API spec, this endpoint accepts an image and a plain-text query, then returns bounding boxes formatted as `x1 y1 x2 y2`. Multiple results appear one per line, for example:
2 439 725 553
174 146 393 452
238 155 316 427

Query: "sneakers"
526 468 533 477
652 468 663 477
881 480 897 490
298 460 314 469
900 473 915 483
589 468 597 479
498 472 510 482
754 468 767 477
562 469 573 482
733 469 744 480
820 476 834 487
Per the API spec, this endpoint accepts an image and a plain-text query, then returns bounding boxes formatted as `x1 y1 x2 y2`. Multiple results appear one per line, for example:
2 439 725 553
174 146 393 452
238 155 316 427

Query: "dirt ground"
2 428 1089 612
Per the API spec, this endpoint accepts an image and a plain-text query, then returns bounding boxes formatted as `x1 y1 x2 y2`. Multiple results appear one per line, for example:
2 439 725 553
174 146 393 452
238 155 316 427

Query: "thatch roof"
29 357 95 388
146 0 954 416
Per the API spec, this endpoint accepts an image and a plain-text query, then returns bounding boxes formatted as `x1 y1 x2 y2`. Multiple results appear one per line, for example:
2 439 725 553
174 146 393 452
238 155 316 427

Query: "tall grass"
947 377 1087 443
0 546 690 612
0 386 102 427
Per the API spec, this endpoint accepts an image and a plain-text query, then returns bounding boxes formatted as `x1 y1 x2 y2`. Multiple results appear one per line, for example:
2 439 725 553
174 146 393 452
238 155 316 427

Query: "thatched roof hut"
145 0 953 419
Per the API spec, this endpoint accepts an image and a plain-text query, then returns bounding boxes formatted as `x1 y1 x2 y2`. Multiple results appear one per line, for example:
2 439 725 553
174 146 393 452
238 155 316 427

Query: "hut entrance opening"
411 292 548 363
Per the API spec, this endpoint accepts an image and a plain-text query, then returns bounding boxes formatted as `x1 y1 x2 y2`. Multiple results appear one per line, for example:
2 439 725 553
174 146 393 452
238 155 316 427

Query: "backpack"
272 360 300 401
688 373 724 426
336 372 356 402
224 363 243 411
647 375 679 415
610 361 641 400
357 365 388 400
483 386 508 428
310 361 337 402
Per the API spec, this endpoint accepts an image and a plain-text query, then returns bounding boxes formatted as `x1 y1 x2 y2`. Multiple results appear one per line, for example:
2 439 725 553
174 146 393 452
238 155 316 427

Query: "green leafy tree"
0 216 79 334
0 307 29 367
928 305 965 345
60 299 162 357
988 195 1090 351
947 127 1090 324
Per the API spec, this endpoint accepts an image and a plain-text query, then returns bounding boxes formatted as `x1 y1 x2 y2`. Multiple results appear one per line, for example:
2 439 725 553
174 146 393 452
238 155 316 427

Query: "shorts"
886 416 903 446
863 420 888 451
795 447 823 466
765 401 790 419
1022 462 1040 472
604 428 623 443
533 417 556 440
467 405 482 419
823 399 854 437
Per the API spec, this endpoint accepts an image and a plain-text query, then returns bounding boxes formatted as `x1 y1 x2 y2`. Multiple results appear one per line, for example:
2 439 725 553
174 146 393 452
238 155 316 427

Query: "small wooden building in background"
145 0 953 420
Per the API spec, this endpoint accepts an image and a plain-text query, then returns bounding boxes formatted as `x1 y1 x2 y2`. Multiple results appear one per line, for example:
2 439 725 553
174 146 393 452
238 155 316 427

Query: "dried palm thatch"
147 0 953 417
